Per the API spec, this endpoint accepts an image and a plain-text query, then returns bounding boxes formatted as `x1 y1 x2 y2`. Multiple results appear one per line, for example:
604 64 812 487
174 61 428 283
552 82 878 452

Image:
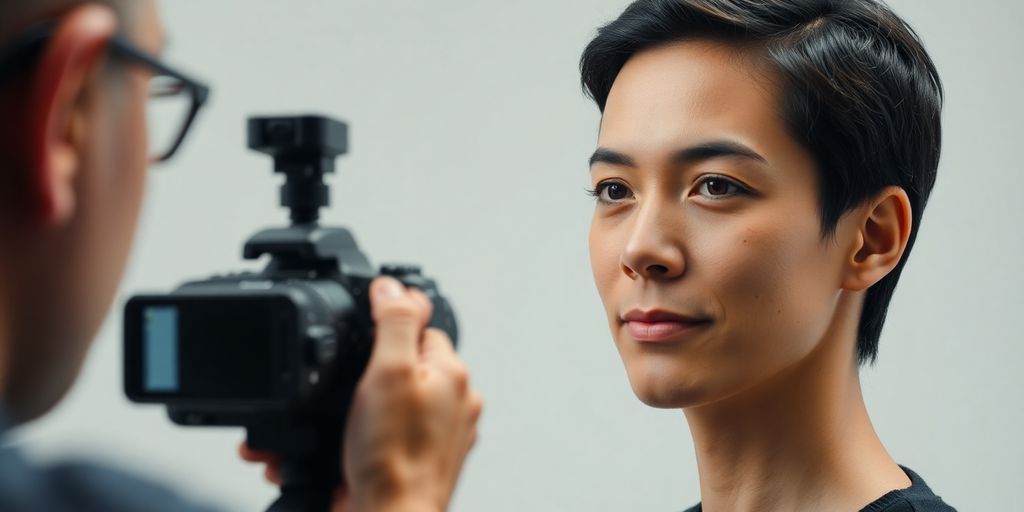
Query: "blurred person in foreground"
0 1 481 511
582 0 955 510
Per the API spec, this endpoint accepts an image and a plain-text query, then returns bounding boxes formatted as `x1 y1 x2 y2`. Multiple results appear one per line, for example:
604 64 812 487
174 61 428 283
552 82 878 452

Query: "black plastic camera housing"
123 115 458 512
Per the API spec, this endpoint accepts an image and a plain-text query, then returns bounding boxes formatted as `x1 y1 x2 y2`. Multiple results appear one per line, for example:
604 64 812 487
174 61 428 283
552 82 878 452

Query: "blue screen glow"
144 306 179 392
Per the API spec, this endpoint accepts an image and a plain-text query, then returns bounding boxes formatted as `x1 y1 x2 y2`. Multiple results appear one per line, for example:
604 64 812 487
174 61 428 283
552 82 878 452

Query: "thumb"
366 276 427 368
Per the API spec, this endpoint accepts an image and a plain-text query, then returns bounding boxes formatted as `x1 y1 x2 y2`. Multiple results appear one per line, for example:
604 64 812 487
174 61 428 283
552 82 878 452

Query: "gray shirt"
0 410 220 512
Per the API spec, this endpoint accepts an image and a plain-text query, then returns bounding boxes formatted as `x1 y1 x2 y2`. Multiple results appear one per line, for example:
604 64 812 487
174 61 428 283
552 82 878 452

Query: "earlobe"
23 4 117 226
841 187 913 292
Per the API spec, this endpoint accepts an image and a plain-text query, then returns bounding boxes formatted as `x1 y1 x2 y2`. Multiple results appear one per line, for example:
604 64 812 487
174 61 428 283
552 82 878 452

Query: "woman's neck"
683 299 911 512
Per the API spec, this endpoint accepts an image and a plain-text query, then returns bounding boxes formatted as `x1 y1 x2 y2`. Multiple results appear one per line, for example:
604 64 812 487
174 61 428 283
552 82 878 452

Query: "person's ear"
841 186 913 292
23 4 117 226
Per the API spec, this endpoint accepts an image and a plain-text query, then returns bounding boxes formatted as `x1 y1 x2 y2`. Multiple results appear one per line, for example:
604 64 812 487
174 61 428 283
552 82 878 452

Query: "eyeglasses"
0 21 209 163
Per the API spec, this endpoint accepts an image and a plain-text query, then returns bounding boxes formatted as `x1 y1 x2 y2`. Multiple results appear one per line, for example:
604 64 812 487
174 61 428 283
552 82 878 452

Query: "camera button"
304 325 338 365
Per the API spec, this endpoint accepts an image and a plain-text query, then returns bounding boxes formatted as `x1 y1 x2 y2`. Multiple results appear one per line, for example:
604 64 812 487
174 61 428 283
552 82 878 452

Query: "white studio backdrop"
9 1 1022 510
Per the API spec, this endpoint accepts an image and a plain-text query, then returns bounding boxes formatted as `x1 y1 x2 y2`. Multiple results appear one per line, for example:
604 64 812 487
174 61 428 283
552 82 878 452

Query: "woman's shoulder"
680 466 956 512
859 465 957 512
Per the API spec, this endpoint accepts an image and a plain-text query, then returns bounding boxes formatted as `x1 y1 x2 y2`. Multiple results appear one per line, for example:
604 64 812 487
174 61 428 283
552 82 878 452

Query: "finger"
465 391 483 454
408 287 434 322
238 442 279 465
368 277 429 368
423 334 468 395
468 389 484 422
238 442 257 461
420 327 456 360
264 464 282 486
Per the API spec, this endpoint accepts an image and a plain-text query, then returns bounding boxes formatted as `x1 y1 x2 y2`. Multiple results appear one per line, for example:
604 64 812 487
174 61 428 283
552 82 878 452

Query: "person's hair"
580 0 943 364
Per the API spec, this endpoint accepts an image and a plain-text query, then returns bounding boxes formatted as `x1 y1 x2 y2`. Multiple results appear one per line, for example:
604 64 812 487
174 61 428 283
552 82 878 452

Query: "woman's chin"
627 372 710 409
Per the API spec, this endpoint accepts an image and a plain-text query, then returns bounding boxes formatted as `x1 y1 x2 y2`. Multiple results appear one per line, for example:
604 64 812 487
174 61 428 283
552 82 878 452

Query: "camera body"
122 116 458 510
124 250 456 424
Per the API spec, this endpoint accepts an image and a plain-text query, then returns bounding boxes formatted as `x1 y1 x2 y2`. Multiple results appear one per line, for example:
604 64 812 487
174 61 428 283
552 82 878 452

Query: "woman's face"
589 41 857 409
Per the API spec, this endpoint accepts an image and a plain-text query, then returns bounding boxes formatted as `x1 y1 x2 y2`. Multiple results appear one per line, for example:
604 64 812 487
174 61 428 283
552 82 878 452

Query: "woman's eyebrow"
675 140 767 165
589 147 635 168
589 140 768 170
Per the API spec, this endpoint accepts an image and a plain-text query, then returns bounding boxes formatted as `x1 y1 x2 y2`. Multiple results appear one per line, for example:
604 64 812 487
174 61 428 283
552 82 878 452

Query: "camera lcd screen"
143 306 180 392
126 296 296 402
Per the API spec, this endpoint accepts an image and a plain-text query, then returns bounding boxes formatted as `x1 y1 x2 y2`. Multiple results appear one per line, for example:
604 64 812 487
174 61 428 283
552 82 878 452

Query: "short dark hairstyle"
581 0 943 365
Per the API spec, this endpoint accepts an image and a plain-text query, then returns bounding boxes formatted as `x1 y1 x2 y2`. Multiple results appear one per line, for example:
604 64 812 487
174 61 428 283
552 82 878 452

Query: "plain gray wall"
9 0 1022 510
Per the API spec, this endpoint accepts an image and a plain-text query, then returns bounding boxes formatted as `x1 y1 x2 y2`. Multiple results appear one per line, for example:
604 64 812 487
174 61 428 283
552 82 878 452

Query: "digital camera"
123 115 458 512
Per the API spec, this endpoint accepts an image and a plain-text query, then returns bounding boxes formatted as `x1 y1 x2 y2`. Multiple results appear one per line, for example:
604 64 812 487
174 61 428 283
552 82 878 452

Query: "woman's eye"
587 182 634 204
696 176 747 198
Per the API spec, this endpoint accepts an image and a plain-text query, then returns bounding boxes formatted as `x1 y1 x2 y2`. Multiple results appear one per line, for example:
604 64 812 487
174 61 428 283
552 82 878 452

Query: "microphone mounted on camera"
248 115 347 224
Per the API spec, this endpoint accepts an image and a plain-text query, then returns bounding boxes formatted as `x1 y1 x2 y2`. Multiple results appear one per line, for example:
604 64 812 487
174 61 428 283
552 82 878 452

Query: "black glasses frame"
0 21 210 163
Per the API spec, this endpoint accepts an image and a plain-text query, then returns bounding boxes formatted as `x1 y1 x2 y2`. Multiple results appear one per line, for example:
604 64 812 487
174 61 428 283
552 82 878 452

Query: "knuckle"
469 391 484 419
450 364 470 390
401 382 433 412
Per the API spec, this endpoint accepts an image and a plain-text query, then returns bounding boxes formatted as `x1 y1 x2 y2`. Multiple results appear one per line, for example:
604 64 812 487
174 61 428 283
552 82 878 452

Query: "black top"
683 466 956 512
0 410 220 512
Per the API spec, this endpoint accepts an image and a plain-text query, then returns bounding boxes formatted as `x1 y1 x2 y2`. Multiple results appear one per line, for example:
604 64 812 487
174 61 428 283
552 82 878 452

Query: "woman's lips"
624 319 708 342
621 309 710 342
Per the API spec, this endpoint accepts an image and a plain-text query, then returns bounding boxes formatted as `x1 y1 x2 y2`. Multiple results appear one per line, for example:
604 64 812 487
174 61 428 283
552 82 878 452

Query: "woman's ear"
841 186 914 292
24 4 117 226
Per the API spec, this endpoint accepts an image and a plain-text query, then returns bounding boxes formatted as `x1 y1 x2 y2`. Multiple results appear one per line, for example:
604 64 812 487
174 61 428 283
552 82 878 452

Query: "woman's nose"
619 204 686 281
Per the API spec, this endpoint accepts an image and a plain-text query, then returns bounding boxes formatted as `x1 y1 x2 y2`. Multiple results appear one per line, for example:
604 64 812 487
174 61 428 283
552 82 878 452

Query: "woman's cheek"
589 221 633 335
697 222 812 375
589 227 620 296
720 218 836 374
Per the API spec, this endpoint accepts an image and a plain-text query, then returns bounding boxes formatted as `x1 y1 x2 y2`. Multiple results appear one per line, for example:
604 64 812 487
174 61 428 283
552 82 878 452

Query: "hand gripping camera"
123 115 458 512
